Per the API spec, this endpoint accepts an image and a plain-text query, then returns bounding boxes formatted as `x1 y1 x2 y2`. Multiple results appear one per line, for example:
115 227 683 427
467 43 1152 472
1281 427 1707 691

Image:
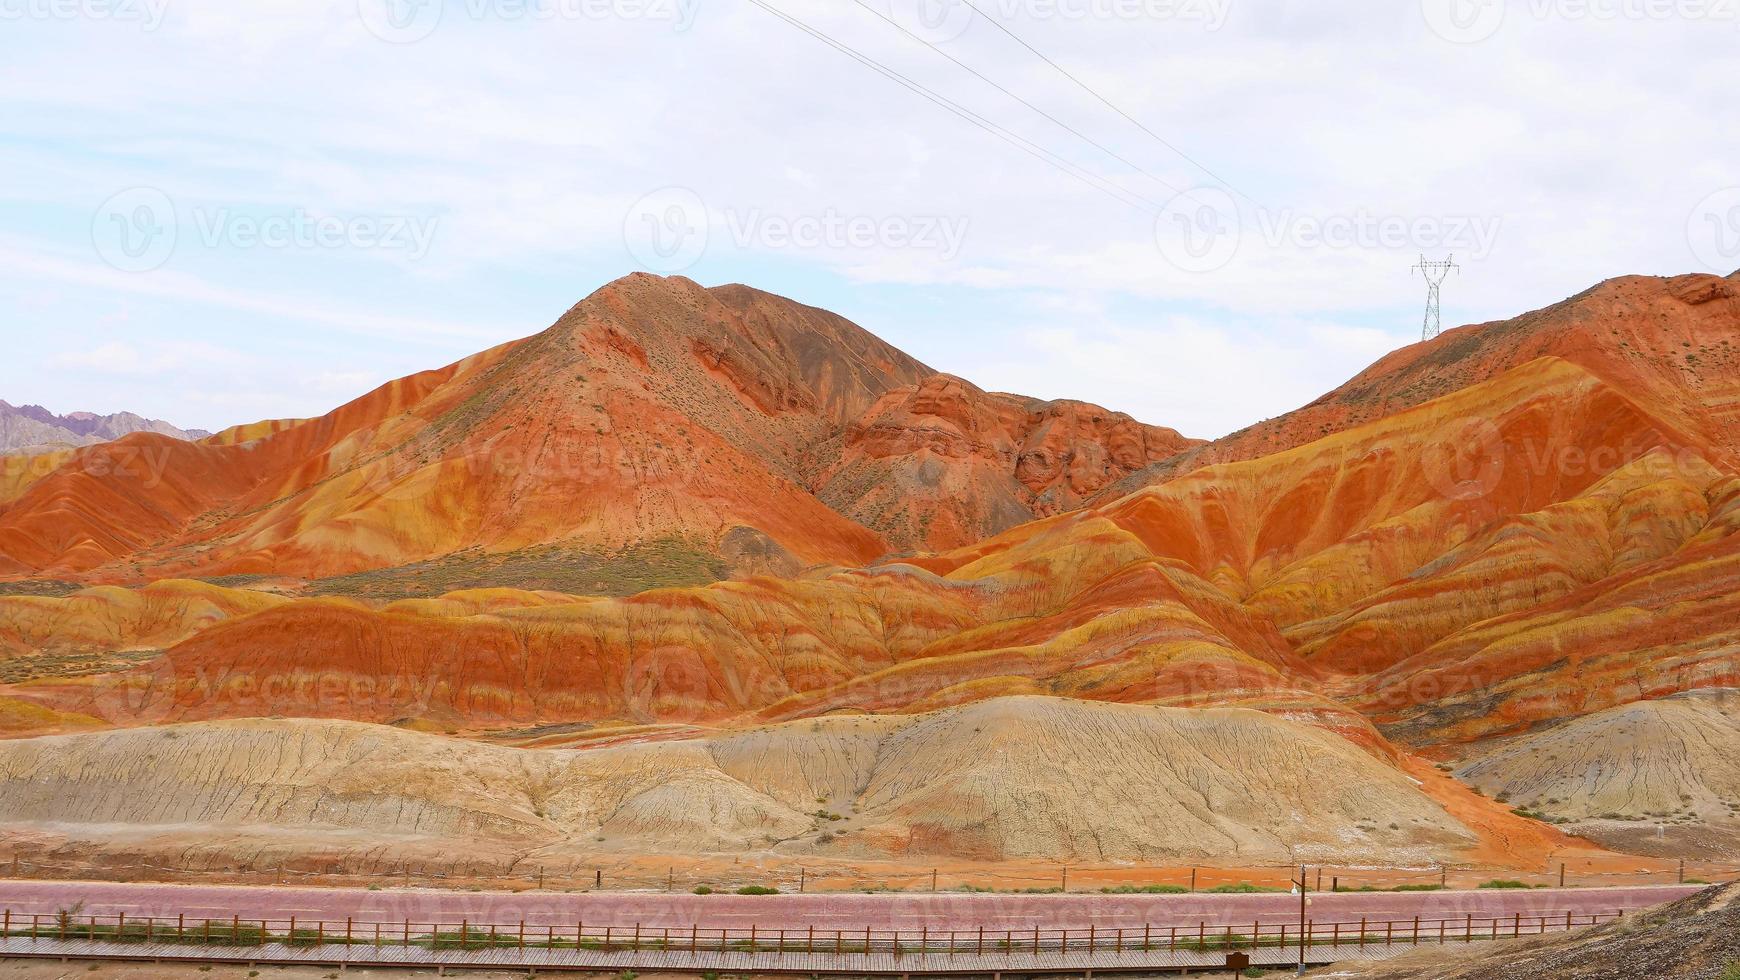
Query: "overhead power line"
956 0 1252 205
743 0 1164 216
848 0 1187 200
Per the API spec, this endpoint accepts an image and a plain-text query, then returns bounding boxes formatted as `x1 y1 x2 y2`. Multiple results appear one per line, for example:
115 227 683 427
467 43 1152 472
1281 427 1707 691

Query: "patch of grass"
1180 932 1254 952
305 538 728 601
692 886 713 895
422 929 526 950
0 579 82 597
734 885 779 896
1099 884 1189 894
0 649 160 684
1206 883 1284 894
1477 879 1531 889
5 920 269 947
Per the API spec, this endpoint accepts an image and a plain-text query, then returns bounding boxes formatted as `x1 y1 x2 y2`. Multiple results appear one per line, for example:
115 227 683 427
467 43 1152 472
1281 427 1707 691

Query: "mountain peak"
0 401 211 456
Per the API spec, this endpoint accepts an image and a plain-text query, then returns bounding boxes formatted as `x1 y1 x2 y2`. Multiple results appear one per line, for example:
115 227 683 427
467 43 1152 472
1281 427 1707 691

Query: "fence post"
798 868 805 894
1189 867 1196 892
1560 863 1566 888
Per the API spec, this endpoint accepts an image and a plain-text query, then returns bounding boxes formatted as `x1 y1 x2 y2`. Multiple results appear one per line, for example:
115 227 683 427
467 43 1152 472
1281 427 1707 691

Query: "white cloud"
0 0 1734 433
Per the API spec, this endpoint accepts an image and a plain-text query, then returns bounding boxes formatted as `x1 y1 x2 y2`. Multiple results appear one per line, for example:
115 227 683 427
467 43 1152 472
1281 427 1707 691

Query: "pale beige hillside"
0 696 1479 868
1456 691 1740 826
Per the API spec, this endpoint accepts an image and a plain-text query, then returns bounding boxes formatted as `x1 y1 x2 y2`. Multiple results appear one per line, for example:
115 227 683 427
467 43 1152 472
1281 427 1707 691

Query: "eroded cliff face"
809 374 1200 551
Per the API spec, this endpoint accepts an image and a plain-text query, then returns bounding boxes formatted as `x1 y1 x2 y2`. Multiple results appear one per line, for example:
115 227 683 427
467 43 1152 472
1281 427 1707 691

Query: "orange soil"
2 270 1739 873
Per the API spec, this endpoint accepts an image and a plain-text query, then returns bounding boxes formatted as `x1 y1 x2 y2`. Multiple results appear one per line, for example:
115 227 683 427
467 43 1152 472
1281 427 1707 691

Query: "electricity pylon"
1412 254 1459 341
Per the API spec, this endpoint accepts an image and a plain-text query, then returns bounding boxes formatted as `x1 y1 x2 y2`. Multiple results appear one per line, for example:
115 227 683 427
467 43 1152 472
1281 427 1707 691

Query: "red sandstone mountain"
0 274 1195 587
3 270 1739 868
5 272 1735 747
1098 272 1740 500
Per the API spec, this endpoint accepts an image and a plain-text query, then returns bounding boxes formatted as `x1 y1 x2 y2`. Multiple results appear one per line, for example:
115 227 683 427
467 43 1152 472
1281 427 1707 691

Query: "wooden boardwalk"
0 933 1496 974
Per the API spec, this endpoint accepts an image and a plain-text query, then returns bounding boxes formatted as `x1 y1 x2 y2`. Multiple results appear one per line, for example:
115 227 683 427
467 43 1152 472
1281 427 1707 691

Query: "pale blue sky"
2 0 1735 438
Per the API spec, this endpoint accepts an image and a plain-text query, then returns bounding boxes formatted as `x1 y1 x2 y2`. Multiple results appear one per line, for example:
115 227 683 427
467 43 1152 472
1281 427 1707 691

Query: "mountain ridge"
0 399 211 456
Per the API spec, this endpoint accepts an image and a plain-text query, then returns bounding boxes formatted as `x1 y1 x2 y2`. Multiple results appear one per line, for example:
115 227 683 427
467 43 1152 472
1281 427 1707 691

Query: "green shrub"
692 886 713 895
1478 879 1531 889
735 885 779 896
